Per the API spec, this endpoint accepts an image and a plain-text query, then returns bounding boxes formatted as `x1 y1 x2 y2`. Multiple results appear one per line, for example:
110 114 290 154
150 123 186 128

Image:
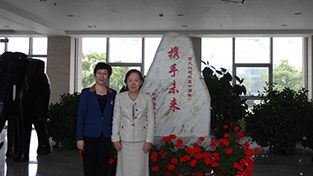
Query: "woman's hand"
77 140 85 150
143 142 152 153
113 141 122 151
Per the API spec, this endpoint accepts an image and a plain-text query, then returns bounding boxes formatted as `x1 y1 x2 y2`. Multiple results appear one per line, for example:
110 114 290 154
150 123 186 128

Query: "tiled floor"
0 129 313 176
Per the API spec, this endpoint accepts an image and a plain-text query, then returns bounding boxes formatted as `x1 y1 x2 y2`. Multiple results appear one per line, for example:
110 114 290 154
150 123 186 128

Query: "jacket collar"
88 84 113 93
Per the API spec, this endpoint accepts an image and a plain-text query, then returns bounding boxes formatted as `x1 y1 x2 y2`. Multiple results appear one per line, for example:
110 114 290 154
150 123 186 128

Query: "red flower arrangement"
149 134 188 176
210 123 260 176
149 124 260 176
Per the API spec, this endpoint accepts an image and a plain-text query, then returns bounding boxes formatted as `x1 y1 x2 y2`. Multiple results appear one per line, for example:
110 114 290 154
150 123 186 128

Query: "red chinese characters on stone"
187 57 193 97
168 46 180 60
169 97 181 112
169 63 178 77
169 80 179 94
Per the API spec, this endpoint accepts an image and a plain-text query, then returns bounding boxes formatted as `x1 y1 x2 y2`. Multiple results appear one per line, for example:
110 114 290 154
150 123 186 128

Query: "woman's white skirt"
115 141 149 176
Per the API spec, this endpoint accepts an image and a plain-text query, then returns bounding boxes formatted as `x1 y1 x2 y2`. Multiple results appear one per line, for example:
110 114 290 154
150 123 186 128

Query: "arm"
76 89 88 150
145 94 155 144
111 94 121 150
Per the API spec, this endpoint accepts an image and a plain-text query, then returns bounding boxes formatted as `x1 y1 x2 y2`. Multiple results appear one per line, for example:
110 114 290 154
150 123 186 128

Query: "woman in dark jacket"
76 62 117 176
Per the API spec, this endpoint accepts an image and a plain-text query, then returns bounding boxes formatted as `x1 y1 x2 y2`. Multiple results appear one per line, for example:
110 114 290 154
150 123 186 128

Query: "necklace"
128 92 139 98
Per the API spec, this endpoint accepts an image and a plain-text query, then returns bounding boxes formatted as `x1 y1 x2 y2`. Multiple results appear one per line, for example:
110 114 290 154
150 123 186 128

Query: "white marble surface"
141 32 211 138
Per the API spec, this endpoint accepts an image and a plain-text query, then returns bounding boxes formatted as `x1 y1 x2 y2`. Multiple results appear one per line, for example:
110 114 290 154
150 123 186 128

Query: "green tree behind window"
273 59 302 91
82 52 128 92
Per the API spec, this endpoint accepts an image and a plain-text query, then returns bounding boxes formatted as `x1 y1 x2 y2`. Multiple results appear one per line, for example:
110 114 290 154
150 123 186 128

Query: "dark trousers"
83 134 112 176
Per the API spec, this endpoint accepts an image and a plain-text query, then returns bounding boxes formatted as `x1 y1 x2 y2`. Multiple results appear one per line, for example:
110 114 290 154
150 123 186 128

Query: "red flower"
169 134 177 140
162 136 171 142
109 159 114 164
237 131 245 138
234 126 240 131
150 151 158 162
159 151 167 158
151 166 159 172
254 147 261 154
199 137 205 141
171 158 178 164
210 140 217 148
223 125 228 129
235 139 240 142
224 148 233 155
178 174 183 176
242 143 250 149
219 138 229 147
185 147 193 153
79 150 83 160
175 139 183 148
180 155 191 162
224 133 230 138
193 142 200 148
167 164 175 171
190 159 197 167
211 162 218 167
233 162 243 170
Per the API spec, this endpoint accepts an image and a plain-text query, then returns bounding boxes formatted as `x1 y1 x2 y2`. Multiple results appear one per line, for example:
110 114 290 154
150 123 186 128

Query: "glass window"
82 38 107 55
33 57 47 72
0 38 5 54
33 37 47 55
246 99 261 111
273 37 303 91
144 37 161 75
110 66 141 92
7 37 29 54
201 38 232 72
109 38 142 63
236 67 268 96
235 38 270 64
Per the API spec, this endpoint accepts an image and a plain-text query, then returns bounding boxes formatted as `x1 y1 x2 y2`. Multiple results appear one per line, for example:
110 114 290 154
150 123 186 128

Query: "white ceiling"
0 0 313 37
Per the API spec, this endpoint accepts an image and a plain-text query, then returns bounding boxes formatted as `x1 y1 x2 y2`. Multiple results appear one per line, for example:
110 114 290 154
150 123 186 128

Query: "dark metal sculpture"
0 51 50 162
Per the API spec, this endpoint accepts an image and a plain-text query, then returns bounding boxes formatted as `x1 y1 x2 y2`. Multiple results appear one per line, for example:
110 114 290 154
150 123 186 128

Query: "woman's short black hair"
124 69 144 89
94 62 112 77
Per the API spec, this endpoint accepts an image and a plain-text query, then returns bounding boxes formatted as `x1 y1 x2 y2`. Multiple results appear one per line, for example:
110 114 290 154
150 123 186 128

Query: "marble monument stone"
141 32 211 138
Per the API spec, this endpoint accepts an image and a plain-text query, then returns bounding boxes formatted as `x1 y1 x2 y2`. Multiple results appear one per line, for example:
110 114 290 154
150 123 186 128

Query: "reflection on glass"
235 38 270 63
273 37 303 91
237 67 268 96
109 38 142 63
201 38 232 71
110 66 141 93
8 37 29 54
144 37 161 75
33 37 47 55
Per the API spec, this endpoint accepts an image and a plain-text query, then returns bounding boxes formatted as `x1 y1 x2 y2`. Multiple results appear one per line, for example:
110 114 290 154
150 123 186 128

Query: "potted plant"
47 92 80 149
245 86 313 153
210 124 260 176
202 62 248 138
149 134 188 176
185 137 214 176
108 145 118 176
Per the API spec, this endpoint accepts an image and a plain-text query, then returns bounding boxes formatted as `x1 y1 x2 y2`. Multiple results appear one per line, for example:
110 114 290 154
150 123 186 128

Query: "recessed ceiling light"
295 12 302 15
177 14 184 17
67 15 74 17
281 24 287 27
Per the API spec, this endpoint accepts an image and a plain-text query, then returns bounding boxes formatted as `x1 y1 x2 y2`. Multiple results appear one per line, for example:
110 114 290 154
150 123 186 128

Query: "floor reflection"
1 128 313 176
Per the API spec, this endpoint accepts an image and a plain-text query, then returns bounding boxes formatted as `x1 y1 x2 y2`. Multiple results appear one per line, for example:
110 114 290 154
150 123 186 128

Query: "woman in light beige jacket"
112 69 154 176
